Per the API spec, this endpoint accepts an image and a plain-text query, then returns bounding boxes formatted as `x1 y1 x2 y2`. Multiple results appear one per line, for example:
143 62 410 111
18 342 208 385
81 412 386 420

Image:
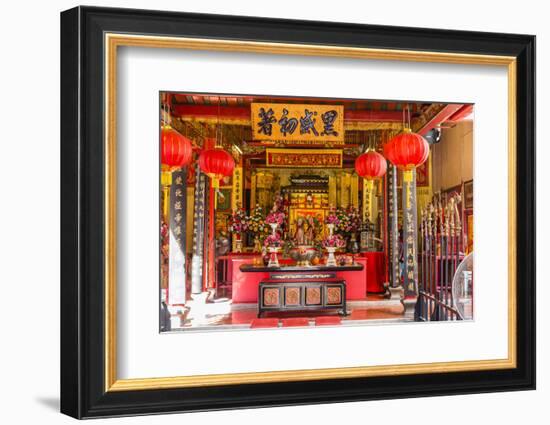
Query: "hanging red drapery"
160 125 193 168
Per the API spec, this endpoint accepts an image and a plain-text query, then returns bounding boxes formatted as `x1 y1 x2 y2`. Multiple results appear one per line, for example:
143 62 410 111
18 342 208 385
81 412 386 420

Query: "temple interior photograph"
159 92 474 332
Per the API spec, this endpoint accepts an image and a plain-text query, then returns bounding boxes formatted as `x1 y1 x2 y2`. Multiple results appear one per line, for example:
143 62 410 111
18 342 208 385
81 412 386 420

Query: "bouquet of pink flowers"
322 234 346 248
264 233 282 248
345 206 362 233
229 208 248 233
265 210 285 226
335 206 362 235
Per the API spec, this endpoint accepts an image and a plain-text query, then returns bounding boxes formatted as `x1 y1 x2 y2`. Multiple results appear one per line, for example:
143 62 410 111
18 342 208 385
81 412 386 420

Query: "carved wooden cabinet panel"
258 279 346 317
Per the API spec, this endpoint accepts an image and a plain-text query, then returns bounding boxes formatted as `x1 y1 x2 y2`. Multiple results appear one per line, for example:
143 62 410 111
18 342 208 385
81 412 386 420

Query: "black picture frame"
61 5 535 419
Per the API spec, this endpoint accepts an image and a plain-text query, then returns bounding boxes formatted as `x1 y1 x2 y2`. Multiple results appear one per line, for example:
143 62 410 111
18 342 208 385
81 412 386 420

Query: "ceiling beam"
171 104 404 125
414 104 465 135
447 104 474 122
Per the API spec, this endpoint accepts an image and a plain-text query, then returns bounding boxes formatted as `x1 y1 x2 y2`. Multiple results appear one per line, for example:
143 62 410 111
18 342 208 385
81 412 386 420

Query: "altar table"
225 257 367 303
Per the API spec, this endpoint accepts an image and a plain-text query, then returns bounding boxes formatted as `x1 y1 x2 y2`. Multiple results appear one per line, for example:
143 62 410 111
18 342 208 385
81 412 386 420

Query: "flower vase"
325 247 337 267
262 248 270 266
270 223 278 236
267 247 280 268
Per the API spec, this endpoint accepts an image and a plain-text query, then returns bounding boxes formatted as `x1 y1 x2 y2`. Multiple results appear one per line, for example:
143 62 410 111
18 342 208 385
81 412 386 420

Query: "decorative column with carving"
401 168 419 319
191 163 207 296
205 178 215 290
385 164 402 300
167 168 187 305
383 127 429 319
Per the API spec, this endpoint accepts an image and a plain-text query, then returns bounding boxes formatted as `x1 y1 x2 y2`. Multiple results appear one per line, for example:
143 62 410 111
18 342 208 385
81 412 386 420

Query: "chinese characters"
257 107 276 136
252 104 344 142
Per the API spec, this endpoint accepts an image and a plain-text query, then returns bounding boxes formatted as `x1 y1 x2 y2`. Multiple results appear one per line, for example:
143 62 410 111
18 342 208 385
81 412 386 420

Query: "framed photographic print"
60 6 535 419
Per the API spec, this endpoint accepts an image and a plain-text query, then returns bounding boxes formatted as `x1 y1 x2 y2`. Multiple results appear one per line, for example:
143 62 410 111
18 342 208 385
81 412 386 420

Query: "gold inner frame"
104 33 517 392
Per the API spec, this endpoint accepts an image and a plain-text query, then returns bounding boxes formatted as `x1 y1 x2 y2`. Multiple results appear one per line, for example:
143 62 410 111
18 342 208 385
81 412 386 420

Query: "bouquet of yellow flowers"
246 204 269 237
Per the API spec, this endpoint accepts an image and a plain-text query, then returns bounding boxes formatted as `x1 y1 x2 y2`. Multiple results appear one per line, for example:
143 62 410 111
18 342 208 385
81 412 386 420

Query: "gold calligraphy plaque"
266 148 342 168
251 103 344 142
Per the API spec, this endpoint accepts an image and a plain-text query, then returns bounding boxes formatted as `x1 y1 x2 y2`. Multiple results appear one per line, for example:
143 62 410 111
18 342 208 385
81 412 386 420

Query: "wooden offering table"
237 259 367 303
239 264 363 311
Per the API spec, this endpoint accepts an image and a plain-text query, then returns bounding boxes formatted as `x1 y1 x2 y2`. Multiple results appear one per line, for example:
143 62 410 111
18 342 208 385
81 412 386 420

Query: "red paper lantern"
383 128 429 170
198 148 235 180
355 150 387 179
161 125 193 168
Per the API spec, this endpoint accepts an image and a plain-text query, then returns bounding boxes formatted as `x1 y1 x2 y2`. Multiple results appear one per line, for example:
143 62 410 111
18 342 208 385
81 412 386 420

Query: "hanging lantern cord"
402 104 412 131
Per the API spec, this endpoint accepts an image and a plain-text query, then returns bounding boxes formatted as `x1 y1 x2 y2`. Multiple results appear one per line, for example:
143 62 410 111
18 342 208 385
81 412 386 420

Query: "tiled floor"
170 294 406 331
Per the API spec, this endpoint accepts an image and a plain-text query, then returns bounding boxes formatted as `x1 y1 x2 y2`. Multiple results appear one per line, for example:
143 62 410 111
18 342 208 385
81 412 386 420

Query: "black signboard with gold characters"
251 103 344 143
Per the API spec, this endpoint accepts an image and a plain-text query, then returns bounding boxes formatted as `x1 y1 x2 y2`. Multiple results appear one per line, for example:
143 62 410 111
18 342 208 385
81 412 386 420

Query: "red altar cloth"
358 252 386 294
224 255 369 303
